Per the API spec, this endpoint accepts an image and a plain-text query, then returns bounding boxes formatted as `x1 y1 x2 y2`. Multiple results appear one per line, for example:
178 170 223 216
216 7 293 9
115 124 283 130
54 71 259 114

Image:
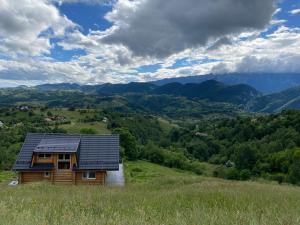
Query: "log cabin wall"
33 154 53 164
20 172 52 184
20 153 77 184
75 171 106 185
19 153 106 185
19 171 107 185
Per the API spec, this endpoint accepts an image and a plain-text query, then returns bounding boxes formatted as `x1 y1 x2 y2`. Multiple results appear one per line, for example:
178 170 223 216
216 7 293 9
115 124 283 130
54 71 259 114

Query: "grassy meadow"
43 108 110 134
0 161 300 225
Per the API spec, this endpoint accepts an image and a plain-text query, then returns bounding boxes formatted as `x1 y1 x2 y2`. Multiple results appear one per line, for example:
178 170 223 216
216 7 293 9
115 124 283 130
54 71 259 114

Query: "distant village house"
44 115 68 123
18 105 30 111
102 117 108 123
195 132 208 137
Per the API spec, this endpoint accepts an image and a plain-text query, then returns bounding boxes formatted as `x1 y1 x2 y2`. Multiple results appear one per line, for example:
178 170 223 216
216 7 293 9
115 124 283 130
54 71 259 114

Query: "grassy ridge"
0 161 300 225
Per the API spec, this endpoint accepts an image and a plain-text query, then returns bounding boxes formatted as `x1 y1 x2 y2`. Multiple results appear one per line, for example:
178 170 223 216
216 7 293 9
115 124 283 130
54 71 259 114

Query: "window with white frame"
82 171 96 180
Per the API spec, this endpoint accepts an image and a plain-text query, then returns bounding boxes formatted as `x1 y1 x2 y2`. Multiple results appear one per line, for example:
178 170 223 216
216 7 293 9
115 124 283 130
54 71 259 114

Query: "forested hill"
18 80 261 106
250 85 300 112
152 73 300 94
152 80 260 105
4 79 300 113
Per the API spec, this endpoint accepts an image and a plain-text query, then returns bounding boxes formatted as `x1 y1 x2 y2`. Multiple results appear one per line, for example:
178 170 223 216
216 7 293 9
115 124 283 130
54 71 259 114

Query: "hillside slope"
1 161 300 225
153 80 260 105
251 86 300 112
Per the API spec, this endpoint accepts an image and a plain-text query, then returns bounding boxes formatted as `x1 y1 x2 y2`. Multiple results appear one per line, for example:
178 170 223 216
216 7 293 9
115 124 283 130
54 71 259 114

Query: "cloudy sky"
0 0 300 87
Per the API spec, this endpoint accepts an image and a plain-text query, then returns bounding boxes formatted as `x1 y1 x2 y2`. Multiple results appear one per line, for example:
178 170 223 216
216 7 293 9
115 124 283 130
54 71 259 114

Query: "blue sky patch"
135 64 162 73
59 3 113 34
168 58 222 69
50 44 86 62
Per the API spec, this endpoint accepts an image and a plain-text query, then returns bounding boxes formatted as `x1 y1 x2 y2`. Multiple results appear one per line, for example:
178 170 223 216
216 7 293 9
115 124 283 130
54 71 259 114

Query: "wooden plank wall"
20 171 107 185
53 170 73 184
75 171 106 185
20 172 51 184
20 153 105 185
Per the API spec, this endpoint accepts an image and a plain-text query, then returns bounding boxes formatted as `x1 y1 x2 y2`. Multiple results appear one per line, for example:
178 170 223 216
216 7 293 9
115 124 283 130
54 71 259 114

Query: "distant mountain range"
5 73 300 113
33 73 300 94
33 80 260 105
152 73 300 94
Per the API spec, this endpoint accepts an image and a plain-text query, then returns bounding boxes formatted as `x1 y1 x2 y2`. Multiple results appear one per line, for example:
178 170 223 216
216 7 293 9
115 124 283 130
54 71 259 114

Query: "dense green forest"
108 109 300 184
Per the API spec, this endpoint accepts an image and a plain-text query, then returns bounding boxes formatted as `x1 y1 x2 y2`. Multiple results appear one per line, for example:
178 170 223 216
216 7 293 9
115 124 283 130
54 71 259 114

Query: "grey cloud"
236 55 300 73
103 0 276 58
207 37 232 51
211 63 232 74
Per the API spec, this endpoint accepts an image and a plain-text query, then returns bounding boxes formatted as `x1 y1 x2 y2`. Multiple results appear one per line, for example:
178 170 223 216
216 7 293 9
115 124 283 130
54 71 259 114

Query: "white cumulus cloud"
0 0 75 57
289 9 300 15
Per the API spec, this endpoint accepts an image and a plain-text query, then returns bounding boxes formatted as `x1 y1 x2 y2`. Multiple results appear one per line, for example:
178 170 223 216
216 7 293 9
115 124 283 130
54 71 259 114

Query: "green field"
59 121 110 134
43 108 110 134
0 161 300 225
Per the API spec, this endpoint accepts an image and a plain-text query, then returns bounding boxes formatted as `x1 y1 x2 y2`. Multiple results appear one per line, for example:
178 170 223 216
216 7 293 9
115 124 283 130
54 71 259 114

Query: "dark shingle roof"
77 135 120 170
13 133 119 171
21 163 54 171
34 138 80 153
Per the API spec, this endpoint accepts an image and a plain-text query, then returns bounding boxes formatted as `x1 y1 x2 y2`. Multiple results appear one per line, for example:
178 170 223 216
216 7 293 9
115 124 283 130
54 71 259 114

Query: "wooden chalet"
13 133 119 185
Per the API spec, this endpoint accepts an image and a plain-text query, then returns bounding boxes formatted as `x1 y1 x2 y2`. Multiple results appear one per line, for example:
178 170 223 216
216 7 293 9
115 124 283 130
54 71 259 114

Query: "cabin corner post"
18 172 23 184
51 170 54 184
73 171 76 185
104 171 107 185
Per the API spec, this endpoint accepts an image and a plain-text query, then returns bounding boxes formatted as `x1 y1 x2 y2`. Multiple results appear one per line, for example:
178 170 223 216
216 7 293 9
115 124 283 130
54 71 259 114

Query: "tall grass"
0 161 300 225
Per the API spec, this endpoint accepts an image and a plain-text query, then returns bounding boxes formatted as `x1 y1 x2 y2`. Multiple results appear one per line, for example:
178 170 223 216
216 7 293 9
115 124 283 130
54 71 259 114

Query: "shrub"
187 162 203 175
271 173 286 184
142 143 203 175
240 169 251 181
287 150 300 185
213 166 240 180
131 167 143 173
113 128 139 160
80 128 97 134
208 154 222 164
226 168 240 180
213 166 227 179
